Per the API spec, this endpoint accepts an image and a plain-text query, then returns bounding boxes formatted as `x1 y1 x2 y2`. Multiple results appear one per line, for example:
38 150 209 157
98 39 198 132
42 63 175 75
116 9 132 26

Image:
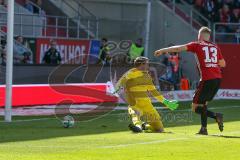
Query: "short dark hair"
15 35 22 39
101 38 108 42
134 56 149 67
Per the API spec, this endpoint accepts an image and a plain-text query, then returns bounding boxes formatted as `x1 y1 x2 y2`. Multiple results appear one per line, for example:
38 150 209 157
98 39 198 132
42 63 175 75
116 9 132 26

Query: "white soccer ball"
62 115 75 128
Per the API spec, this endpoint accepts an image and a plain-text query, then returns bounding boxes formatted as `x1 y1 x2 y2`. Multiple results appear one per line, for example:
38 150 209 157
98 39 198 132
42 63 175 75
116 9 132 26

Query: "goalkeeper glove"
163 99 179 111
112 87 122 97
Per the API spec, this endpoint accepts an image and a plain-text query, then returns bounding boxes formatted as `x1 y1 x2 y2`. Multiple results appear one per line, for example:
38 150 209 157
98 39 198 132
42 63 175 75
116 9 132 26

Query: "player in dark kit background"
154 26 226 135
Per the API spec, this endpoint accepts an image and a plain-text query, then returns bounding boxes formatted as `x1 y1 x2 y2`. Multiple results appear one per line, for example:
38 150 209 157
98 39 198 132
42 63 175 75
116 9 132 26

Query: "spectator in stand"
33 0 44 14
128 38 144 61
188 0 240 42
230 8 240 23
215 0 224 10
160 52 174 85
202 0 218 21
180 75 190 90
34 0 46 25
0 39 6 64
230 8 240 42
194 0 204 12
216 4 231 40
168 52 180 89
13 36 32 64
233 0 240 8
224 0 235 8
24 0 34 13
97 38 111 65
219 4 231 23
0 0 6 7
33 0 39 14
42 40 61 64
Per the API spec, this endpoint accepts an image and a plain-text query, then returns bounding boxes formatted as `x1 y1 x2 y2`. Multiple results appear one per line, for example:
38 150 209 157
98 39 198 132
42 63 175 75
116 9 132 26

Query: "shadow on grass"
209 135 240 139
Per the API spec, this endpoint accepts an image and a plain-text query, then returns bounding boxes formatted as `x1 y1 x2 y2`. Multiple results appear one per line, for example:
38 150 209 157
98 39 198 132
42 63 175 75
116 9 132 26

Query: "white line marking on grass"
211 130 240 135
99 138 188 148
99 130 240 149
0 118 56 123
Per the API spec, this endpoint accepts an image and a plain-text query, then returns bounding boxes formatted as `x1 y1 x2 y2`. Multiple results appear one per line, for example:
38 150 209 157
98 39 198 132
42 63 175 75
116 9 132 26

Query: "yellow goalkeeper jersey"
116 68 164 106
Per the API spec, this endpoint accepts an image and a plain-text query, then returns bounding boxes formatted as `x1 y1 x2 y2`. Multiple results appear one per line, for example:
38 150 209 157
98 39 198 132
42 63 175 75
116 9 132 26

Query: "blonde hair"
199 27 211 35
198 27 211 40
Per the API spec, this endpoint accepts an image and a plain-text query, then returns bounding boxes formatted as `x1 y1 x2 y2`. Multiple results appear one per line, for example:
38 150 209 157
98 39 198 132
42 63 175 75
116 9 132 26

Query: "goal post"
5 0 14 122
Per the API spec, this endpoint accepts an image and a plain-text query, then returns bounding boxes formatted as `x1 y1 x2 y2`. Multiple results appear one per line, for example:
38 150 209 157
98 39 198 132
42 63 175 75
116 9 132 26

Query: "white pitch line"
0 118 56 123
99 138 188 148
0 138 190 149
99 130 240 149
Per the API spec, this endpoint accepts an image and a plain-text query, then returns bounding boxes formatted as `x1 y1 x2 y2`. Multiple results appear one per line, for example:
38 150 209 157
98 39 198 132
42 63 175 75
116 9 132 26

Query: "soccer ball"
62 115 75 128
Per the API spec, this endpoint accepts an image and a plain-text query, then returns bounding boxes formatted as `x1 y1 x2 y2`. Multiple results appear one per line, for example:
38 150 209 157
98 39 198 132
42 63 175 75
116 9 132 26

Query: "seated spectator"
202 0 218 21
194 0 204 12
215 0 224 10
0 0 6 7
186 0 240 43
13 35 32 64
224 0 235 8
24 0 34 13
33 0 44 14
32 0 46 27
230 8 240 23
233 0 240 8
42 40 62 64
218 4 231 23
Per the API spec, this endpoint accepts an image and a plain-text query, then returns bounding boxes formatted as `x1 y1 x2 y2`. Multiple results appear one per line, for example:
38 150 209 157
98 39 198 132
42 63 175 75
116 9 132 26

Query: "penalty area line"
0 117 56 123
99 130 240 149
99 137 188 148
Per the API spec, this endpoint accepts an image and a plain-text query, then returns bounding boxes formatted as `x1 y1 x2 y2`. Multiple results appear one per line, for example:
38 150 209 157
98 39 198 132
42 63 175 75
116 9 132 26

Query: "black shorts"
193 78 221 104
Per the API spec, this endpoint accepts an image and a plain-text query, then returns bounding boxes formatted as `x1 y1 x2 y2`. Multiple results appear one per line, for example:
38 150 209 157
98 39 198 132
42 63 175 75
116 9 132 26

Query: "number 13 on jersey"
202 46 218 63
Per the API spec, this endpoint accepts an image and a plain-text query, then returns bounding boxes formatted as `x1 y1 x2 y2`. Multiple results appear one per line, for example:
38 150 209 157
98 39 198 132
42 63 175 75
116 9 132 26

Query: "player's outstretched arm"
154 45 188 57
114 70 134 94
114 75 127 94
147 81 179 111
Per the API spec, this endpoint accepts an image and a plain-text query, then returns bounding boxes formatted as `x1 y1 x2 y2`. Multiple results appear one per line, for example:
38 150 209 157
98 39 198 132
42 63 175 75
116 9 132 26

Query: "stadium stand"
0 0 239 90
188 0 240 43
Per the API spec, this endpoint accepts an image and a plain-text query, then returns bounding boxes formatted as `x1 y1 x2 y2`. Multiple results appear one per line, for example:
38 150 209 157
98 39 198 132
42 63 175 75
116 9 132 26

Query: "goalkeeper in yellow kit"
115 57 179 133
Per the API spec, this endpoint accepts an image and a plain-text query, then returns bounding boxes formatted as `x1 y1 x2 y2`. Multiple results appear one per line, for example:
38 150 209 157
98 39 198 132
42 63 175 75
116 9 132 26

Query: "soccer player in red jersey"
154 27 226 135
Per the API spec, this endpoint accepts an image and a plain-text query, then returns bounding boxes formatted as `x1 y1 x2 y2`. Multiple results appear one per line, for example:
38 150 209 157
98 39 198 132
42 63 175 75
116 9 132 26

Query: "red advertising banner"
36 38 91 64
218 44 240 89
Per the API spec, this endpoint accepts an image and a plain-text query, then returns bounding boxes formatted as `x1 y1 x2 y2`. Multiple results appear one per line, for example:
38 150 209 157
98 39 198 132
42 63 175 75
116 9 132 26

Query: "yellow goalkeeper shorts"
128 98 164 132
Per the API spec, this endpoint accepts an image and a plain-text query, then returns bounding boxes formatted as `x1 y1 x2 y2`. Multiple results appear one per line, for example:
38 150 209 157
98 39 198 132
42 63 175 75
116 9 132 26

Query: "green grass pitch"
0 100 240 160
